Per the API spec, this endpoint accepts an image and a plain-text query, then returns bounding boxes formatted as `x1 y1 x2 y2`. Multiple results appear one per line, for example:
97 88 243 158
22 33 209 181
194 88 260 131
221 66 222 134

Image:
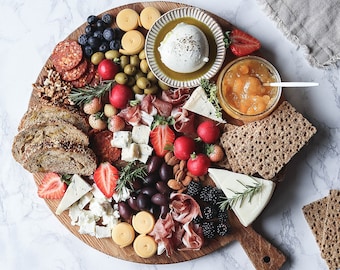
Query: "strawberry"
93 162 119 198
38 172 67 199
224 29 261 56
150 115 175 157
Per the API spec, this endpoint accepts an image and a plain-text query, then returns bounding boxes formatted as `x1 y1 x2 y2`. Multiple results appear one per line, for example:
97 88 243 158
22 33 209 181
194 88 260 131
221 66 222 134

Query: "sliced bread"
19 105 89 133
22 142 97 176
12 120 89 163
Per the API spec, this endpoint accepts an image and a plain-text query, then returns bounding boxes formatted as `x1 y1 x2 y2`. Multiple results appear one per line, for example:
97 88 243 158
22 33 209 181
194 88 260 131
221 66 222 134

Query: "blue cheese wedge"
111 131 132 148
208 168 275 227
132 125 150 144
183 86 226 123
56 174 93 215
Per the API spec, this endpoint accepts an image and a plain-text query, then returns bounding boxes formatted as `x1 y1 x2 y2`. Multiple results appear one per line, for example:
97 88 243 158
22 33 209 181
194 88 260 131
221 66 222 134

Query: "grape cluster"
78 14 123 58
187 181 231 238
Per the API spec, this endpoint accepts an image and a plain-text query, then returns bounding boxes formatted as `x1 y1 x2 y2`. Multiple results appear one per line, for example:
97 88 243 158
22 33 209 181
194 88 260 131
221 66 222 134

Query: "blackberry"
202 205 217 220
102 14 113 25
187 181 202 197
217 210 228 224
199 186 214 202
216 222 230 236
201 221 216 239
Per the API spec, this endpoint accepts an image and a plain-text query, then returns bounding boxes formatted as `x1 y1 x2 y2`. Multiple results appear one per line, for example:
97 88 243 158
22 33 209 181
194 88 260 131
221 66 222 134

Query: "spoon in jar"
263 82 319 87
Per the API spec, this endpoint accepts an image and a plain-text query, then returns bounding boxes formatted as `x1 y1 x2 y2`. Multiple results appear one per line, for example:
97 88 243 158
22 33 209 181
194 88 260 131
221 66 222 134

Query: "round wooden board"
31 2 286 268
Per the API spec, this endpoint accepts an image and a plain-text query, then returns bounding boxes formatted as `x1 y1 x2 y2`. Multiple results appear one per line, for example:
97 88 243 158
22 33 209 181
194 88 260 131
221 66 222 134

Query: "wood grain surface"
31 2 286 269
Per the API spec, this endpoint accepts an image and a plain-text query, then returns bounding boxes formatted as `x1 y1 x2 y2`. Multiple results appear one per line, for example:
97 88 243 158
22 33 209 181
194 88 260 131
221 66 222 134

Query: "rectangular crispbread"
220 101 317 180
302 195 328 246
321 190 340 269
303 190 340 270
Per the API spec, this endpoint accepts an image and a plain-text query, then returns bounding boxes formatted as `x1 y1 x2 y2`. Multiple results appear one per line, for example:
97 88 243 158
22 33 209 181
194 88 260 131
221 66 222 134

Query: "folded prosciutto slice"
170 193 202 224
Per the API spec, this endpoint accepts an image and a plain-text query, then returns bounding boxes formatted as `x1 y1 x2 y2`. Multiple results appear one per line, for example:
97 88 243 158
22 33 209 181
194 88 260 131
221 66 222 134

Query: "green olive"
132 84 144 94
120 55 129 69
144 85 158 95
146 71 157 83
127 76 136 87
124 64 137 76
136 77 151 89
115 72 129 85
105 50 121 60
140 59 150 74
139 49 146 60
158 80 170 91
135 71 145 80
130 55 140 66
91 52 105 65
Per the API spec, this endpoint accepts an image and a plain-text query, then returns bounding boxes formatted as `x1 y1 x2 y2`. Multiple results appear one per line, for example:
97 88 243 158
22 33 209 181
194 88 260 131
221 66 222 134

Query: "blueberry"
96 19 105 31
109 39 121 50
113 27 123 39
93 30 104 40
87 36 101 49
87 15 98 25
85 25 94 35
78 34 88 46
98 42 109 52
103 28 115 41
102 14 113 25
83 45 94 57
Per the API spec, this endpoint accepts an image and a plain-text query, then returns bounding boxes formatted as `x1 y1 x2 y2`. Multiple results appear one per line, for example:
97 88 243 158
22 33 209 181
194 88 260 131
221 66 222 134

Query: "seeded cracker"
321 190 340 270
220 101 317 179
302 196 328 247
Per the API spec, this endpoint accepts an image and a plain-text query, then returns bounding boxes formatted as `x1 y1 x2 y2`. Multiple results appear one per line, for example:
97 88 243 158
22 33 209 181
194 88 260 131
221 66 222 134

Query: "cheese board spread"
11 1 318 269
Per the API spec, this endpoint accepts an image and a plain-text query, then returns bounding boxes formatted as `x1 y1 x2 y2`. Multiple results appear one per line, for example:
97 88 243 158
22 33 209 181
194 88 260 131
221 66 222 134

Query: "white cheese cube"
121 142 140 162
95 225 111 238
132 125 151 144
137 144 153 163
111 131 132 148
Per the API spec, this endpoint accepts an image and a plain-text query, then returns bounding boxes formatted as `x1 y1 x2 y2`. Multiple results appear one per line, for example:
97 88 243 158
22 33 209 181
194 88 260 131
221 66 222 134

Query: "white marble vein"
1 0 339 269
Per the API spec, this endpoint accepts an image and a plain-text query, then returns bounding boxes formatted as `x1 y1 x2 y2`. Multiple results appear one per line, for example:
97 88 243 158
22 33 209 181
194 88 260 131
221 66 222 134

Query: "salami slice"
61 58 88 82
71 62 95 88
51 40 83 72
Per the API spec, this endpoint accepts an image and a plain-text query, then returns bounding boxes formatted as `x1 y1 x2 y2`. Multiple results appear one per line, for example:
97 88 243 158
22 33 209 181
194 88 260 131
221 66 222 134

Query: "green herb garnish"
115 161 147 194
69 80 115 106
218 177 263 211
200 78 223 119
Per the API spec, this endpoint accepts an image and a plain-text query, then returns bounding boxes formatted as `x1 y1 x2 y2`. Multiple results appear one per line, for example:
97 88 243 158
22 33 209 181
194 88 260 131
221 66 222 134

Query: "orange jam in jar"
217 56 282 122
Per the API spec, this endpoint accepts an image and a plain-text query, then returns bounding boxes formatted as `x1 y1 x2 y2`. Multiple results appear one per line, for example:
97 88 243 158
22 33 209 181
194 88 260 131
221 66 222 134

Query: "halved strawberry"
38 172 67 199
224 29 261 56
93 162 119 198
150 116 175 157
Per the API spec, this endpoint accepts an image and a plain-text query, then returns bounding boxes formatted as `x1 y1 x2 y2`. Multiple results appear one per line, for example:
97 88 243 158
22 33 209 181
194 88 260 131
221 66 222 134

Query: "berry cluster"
78 14 123 58
187 181 231 239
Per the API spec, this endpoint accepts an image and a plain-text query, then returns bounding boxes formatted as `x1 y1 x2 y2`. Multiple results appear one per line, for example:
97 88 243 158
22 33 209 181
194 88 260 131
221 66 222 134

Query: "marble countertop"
1 0 339 269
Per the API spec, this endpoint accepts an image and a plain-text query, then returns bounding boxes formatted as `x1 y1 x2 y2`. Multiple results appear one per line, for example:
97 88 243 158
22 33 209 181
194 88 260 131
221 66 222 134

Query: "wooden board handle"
237 226 286 270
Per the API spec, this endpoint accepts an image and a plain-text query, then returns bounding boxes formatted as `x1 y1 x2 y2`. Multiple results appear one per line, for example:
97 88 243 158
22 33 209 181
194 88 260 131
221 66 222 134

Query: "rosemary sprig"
69 80 115 106
218 177 263 211
115 161 147 195
200 78 223 119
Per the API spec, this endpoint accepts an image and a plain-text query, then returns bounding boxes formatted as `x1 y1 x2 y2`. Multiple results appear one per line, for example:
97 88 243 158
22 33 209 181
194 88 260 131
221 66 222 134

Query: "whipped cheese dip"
158 22 209 73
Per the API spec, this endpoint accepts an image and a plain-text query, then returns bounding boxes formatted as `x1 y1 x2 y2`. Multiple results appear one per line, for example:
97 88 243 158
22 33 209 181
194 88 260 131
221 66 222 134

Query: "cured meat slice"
71 62 95 88
61 58 88 81
161 88 191 106
51 40 83 72
170 193 202 224
179 222 204 251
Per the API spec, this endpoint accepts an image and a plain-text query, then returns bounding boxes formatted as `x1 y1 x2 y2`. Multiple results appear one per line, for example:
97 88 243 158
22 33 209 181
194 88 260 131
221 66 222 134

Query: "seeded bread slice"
19 105 89 133
12 120 89 164
22 142 97 176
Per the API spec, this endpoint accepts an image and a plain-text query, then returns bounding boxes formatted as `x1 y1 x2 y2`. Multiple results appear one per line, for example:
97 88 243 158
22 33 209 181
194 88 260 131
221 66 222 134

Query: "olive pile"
78 14 123 58
117 156 174 222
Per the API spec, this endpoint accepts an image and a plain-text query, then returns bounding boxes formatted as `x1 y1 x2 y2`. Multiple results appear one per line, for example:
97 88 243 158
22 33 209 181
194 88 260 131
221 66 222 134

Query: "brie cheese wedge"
208 168 275 227
183 86 226 123
56 174 93 215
